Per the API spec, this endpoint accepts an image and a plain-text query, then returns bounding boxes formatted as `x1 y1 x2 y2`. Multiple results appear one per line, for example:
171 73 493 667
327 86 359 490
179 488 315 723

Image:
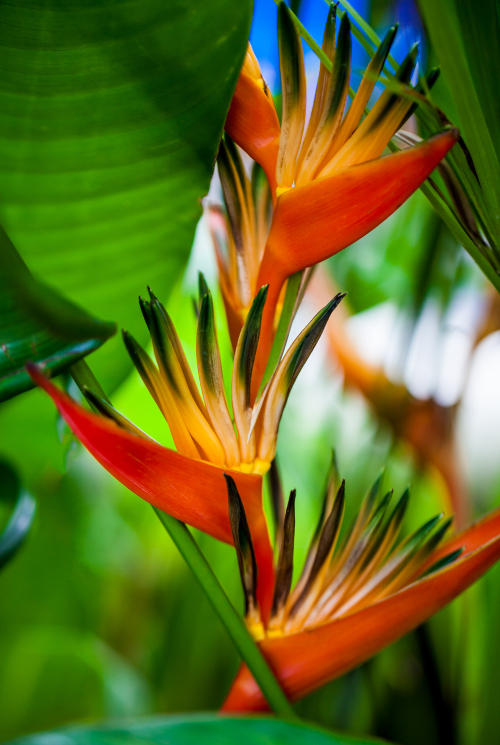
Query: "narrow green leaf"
282 293 345 396
0 460 36 571
70 359 112 406
0 225 116 403
325 14 351 124
423 548 464 578
82 388 153 440
154 509 298 720
218 139 246 254
418 0 500 243
268 458 286 544
278 1 306 112
198 273 210 305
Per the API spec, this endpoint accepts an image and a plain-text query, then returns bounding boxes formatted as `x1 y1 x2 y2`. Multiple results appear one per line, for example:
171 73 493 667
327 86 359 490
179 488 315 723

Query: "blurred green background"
1 0 500 743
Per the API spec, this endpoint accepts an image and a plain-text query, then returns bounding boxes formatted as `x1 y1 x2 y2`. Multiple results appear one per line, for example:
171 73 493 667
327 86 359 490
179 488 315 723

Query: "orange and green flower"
225 2 459 378
27 285 343 618
221 464 500 711
208 139 273 350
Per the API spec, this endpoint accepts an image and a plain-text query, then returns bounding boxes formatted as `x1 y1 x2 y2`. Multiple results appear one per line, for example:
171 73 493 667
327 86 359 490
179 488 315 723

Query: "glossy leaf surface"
0 226 115 402
8 713 387 745
418 0 500 243
0 0 252 389
0 461 36 571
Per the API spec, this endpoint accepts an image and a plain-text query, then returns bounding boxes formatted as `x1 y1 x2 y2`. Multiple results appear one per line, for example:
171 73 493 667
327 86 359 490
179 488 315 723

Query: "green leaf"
154 510 297 720
0 0 253 390
7 713 390 745
0 460 36 571
0 226 116 402
418 0 500 243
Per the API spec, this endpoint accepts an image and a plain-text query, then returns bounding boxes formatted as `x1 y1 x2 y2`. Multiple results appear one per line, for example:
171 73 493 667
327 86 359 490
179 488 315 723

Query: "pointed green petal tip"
278 0 304 101
396 43 419 84
225 473 259 617
198 272 209 302
237 284 269 400
139 296 153 329
376 24 398 66
271 488 297 619
423 547 464 578
426 66 441 89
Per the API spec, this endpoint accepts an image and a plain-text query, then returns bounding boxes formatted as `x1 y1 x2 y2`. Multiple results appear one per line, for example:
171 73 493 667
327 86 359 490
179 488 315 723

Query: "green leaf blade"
6 713 393 745
0 226 116 402
0 0 253 390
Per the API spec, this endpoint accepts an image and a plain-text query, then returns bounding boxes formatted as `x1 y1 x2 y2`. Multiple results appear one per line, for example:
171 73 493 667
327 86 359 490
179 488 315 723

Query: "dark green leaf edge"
0 461 36 571
0 225 116 402
7 712 392 745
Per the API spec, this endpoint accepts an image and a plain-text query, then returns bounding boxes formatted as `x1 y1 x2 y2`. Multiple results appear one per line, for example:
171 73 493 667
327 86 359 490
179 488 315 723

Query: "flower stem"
154 507 298 720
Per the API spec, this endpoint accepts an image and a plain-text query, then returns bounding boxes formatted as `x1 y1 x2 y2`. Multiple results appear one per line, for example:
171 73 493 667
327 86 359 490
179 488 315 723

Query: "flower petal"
27 364 275 616
276 0 307 192
222 524 500 711
253 129 459 382
428 505 500 564
225 70 280 196
260 128 459 285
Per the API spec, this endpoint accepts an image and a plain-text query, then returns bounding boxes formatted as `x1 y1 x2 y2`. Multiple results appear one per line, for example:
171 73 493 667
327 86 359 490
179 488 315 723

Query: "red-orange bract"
222 490 500 711
26 364 275 619
225 3 459 382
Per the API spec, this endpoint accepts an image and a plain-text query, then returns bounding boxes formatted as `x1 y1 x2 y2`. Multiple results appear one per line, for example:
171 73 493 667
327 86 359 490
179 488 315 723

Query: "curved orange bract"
222 508 500 710
225 70 280 196
27 365 276 619
252 130 459 388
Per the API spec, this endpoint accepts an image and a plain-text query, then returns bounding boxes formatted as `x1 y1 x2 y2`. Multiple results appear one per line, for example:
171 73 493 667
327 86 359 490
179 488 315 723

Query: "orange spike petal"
27 365 275 617
260 129 459 286
222 528 500 711
225 70 280 197
252 129 459 380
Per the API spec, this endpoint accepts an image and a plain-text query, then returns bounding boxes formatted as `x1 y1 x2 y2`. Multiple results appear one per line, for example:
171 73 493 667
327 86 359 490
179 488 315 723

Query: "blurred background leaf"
7 714 390 745
0 459 36 570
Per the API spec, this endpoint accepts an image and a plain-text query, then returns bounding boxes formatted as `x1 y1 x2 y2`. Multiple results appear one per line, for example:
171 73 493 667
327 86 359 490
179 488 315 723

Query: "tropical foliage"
1 0 500 743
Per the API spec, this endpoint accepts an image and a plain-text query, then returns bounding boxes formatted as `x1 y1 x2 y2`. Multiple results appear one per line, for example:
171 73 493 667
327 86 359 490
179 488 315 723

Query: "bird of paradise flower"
221 464 500 711
225 2 459 379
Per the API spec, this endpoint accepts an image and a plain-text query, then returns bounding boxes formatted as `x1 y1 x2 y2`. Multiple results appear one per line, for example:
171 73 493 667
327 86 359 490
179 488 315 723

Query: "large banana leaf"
0 0 252 476
0 0 252 389
8 713 388 745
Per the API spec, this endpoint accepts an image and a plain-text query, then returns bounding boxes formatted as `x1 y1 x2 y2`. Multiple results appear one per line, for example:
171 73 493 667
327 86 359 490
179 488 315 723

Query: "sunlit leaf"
0 0 253 390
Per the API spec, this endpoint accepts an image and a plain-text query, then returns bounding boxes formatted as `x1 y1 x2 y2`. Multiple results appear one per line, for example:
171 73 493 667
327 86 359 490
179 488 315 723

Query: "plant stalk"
154 507 298 720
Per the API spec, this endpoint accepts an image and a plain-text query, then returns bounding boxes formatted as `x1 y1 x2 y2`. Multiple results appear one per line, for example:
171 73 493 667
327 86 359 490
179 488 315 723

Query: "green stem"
154 508 298 720
259 271 303 394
